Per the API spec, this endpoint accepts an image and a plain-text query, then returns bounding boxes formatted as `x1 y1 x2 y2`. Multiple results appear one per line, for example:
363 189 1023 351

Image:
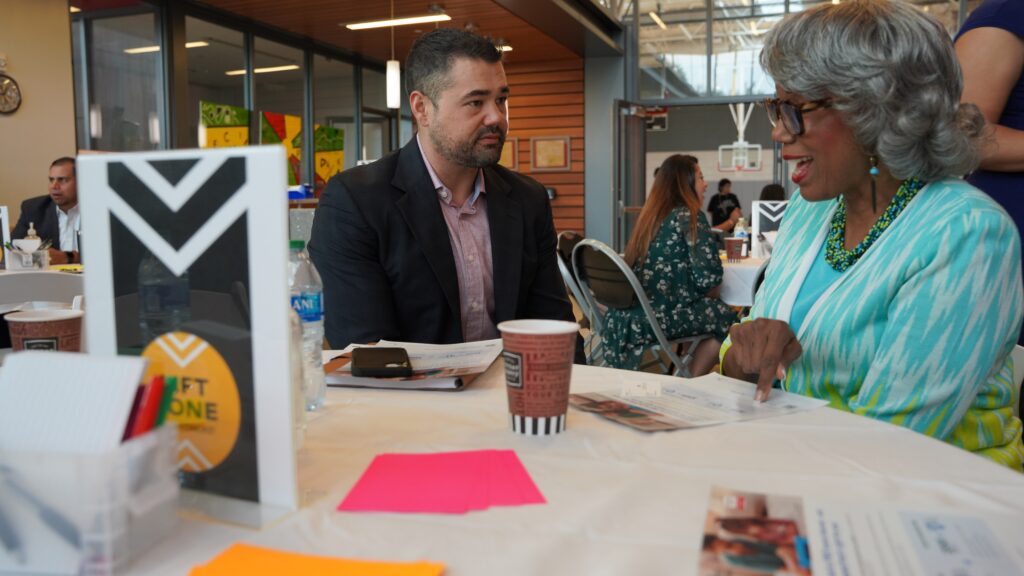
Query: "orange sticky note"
189 543 445 576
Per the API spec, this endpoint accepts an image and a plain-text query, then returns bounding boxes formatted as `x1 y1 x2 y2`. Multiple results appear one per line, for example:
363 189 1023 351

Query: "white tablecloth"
720 257 767 307
135 362 1024 575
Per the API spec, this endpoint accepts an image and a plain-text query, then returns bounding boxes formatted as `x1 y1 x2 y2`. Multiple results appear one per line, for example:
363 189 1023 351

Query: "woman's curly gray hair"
760 0 985 180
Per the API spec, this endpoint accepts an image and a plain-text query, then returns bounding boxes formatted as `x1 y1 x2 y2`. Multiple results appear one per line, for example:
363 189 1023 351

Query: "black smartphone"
350 347 413 378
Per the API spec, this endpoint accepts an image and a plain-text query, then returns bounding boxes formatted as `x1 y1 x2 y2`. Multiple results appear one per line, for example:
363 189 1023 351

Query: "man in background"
13 157 81 264
309 28 582 359
707 177 741 231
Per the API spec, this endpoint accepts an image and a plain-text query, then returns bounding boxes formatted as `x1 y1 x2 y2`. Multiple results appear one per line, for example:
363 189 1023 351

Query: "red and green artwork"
260 111 302 186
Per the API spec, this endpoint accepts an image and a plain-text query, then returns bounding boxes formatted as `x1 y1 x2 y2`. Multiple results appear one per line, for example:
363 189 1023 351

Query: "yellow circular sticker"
142 332 240 472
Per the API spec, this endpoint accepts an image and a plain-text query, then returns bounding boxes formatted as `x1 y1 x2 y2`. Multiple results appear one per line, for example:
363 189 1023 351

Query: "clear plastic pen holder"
0 424 179 575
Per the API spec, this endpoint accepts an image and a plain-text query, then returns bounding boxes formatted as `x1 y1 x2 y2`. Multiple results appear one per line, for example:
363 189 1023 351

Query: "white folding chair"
571 238 709 376
0 271 84 307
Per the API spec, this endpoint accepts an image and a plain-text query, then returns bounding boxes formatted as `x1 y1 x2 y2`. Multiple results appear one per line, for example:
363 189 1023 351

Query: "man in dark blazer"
308 28 582 360
12 157 81 264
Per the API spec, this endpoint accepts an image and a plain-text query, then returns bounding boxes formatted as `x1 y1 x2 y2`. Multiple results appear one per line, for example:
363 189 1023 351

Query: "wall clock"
0 73 22 114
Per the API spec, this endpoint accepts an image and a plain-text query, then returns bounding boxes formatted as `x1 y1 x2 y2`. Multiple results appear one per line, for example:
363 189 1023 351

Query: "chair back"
574 246 636 310
0 271 84 307
0 206 10 270
1012 345 1024 418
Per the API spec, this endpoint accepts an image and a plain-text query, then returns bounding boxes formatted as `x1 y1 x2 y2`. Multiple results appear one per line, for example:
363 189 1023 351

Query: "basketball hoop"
718 103 763 173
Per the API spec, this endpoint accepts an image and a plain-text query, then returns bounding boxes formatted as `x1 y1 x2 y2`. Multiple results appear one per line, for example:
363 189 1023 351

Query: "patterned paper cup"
725 237 745 260
497 319 580 436
6 309 84 352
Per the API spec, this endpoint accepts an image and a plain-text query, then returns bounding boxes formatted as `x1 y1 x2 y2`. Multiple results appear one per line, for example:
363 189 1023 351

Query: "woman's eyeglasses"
763 98 832 136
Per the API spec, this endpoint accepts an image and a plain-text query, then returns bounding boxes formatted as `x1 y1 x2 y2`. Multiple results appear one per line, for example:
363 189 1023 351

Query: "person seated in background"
12 157 80 265
601 154 739 374
707 177 742 232
758 183 786 202
308 28 582 360
721 0 1024 469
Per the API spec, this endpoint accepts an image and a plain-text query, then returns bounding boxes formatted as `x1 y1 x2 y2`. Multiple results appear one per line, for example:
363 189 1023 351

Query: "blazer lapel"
392 140 462 326
485 168 522 322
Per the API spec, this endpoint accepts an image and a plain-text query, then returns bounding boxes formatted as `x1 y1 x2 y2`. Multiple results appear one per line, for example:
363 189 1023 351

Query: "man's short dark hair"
405 28 501 105
718 178 731 192
51 157 76 173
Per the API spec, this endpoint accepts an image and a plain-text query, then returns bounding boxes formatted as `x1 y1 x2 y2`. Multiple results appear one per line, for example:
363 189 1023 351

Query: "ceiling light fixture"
649 11 668 30
386 0 401 109
70 6 81 13
344 13 450 31
224 64 300 76
124 41 209 55
500 45 513 52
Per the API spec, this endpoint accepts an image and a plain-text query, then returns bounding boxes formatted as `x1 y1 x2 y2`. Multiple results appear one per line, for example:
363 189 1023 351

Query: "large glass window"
313 54 356 189
185 17 246 149
73 4 164 151
253 37 306 184
361 69 391 161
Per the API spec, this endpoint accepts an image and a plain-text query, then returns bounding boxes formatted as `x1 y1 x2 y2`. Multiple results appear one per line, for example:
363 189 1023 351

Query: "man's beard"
428 126 506 168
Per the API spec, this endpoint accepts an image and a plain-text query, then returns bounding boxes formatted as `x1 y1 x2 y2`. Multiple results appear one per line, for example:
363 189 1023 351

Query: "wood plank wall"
505 58 585 233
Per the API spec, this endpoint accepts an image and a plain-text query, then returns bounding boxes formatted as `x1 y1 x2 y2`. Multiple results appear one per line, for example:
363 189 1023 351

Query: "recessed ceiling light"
500 45 513 52
344 14 451 30
224 64 300 76
69 6 81 12
123 41 209 55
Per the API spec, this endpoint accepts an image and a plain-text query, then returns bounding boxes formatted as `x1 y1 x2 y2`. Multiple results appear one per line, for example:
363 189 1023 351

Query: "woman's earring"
868 156 880 213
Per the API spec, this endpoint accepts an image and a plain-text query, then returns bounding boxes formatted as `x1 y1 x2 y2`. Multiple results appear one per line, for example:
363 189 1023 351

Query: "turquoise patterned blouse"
723 179 1024 470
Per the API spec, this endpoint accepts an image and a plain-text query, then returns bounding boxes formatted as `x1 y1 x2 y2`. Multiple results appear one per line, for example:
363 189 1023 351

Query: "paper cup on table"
497 319 579 436
725 237 745 260
6 309 84 352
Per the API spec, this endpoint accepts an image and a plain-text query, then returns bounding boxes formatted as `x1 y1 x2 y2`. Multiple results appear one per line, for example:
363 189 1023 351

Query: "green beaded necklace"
825 178 925 272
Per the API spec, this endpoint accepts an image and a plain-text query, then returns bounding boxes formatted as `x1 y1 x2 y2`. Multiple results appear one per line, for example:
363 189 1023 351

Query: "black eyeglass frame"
763 97 833 136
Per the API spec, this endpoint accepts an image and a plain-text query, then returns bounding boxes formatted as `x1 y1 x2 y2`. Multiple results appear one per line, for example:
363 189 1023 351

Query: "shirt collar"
55 203 79 217
416 134 486 207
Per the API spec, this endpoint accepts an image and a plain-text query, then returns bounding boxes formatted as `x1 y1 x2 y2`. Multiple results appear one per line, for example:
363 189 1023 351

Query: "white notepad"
0 351 147 453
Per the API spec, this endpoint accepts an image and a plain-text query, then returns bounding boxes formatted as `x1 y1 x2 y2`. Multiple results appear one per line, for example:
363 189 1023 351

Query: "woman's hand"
723 318 802 402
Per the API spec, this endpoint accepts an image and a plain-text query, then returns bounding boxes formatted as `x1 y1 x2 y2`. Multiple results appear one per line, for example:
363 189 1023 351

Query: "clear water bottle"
288 240 326 411
138 254 191 345
288 308 306 449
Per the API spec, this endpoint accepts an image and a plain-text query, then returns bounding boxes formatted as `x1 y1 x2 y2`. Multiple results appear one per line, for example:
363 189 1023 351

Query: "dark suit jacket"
12 195 60 244
308 138 583 361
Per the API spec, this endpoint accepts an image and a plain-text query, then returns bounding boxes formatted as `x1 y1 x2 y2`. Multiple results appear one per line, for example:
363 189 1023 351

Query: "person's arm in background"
307 177 400 349
956 27 1024 172
11 199 31 239
713 207 741 233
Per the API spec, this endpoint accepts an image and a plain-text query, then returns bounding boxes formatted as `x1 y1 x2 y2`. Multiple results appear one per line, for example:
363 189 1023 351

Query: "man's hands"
723 318 802 402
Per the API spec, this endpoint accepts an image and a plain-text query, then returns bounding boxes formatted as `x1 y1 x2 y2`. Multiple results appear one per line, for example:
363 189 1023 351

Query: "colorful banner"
199 101 249 148
313 124 345 193
261 111 302 186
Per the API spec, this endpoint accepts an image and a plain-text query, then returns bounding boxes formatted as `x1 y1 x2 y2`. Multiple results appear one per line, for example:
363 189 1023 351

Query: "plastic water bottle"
138 254 191 345
288 240 326 411
734 217 750 258
288 308 306 448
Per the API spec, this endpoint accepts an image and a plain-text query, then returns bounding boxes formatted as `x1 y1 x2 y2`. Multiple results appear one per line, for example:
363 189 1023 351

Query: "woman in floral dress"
602 154 738 373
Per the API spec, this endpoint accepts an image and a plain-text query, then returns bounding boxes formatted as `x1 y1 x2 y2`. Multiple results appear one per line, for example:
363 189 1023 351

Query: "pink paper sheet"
338 449 545 514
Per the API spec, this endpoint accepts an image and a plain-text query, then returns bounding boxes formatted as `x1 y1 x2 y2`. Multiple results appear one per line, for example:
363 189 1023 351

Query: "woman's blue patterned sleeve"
848 205 1024 440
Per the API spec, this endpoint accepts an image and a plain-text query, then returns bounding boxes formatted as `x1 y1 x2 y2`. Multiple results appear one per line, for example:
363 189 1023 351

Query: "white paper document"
322 339 503 391
810 506 1024 576
570 373 827 431
0 351 146 453
699 486 1024 576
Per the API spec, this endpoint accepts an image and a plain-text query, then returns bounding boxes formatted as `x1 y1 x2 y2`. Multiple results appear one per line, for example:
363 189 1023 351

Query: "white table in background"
721 257 768 307
134 362 1024 575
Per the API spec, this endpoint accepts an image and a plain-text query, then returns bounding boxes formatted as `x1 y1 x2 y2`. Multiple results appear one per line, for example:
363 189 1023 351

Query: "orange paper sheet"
189 543 445 576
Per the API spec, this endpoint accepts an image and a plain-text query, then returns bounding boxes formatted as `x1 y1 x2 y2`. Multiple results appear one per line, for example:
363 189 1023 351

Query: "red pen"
130 375 165 439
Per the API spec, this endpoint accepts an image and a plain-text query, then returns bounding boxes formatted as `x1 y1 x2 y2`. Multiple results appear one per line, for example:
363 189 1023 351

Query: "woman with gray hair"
719 0 1024 469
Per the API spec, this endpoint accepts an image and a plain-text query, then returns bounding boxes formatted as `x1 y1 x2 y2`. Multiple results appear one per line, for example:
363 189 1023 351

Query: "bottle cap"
289 240 305 250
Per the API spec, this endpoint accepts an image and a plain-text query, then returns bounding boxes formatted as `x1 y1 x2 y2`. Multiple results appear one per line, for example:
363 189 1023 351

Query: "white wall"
0 0 77 219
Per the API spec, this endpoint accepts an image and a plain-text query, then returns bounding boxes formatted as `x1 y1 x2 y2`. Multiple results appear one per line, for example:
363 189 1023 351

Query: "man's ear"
410 91 431 129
